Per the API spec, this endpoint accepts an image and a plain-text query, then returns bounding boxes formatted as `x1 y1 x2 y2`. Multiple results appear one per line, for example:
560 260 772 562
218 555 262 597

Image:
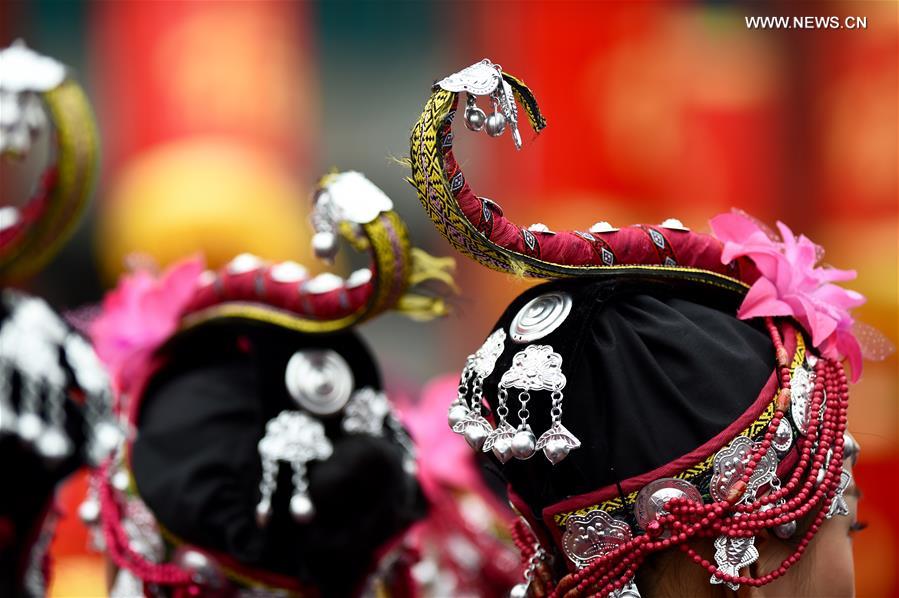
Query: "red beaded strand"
97 463 192 587
547 319 852 597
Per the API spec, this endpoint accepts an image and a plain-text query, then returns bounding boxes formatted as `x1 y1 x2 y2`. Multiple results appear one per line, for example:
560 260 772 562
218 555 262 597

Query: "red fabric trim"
183 264 375 321
438 98 761 284
542 323 798 534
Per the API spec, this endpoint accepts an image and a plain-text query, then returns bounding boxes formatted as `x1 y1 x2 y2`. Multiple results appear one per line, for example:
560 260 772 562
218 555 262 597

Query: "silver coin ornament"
285 350 353 415
510 292 573 343
634 478 703 531
485 111 506 137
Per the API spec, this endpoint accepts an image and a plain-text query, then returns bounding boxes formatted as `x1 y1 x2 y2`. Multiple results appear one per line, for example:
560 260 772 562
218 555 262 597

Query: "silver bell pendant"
465 105 487 132
290 492 315 523
511 426 536 460
447 401 469 428
509 582 529 598
485 111 506 137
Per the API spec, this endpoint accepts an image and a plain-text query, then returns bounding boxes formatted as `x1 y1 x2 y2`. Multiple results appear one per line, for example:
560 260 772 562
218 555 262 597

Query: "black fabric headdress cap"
477 278 774 521
131 320 427 596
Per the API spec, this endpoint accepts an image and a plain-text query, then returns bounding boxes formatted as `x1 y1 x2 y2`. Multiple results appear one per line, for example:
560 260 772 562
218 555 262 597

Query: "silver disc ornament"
510 292 573 343
634 478 703 531
285 350 353 415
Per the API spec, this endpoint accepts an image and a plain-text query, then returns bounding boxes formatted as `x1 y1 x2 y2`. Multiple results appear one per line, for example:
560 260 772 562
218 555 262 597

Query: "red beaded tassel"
550 318 850 597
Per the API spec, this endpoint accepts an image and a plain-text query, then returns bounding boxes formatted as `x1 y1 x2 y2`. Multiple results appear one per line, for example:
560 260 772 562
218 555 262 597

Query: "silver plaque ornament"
510 292 573 343
499 344 577 462
710 526 759 591
710 435 779 504
499 344 566 392
634 478 703 531
435 58 502 96
562 510 632 568
285 350 354 416
256 411 334 526
790 364 813 435
341 388 390 436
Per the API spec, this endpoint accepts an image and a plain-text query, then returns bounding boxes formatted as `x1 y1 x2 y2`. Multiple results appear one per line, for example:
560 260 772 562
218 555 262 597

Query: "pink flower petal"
737 278 793 320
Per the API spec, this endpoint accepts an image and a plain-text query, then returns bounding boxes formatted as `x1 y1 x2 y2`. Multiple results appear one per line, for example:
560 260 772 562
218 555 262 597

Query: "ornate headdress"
0 41 116 597
87 172 454 596
0 40 99 282
409 59 888 597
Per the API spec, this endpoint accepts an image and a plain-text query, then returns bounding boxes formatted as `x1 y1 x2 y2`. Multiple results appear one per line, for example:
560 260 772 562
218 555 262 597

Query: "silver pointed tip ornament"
464 425 488 451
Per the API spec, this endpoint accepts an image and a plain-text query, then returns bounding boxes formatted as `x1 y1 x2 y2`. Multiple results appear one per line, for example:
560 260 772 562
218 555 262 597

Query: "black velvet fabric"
477 278 774 521
131 321 426 596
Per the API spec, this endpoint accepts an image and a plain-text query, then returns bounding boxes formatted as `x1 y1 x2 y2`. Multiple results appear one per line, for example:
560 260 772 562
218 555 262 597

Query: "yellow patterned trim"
0 80 99 281
552 331 804 528
409 81 748 295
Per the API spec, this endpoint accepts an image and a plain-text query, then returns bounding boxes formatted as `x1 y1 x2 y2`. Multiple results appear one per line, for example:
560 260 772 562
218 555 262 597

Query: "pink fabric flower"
90 256 205 392
710 212 865 380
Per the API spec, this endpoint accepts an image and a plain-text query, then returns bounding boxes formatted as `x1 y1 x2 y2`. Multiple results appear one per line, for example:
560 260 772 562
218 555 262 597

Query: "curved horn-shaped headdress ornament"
409 58 755 293
410 59 883 379
92 170 455 392
0 40 99 282
181 170 454 333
